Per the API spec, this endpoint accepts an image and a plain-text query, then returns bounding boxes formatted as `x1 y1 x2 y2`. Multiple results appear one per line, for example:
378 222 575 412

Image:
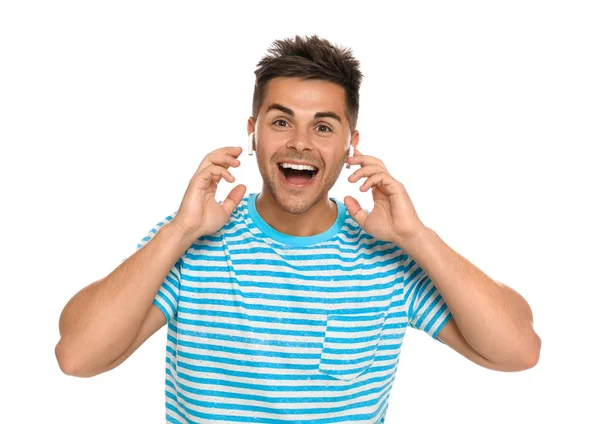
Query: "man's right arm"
55 145 247 378
55 222 195 378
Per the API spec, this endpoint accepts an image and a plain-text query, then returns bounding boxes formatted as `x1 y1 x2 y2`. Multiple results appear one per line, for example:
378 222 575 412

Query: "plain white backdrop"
1 1 598 422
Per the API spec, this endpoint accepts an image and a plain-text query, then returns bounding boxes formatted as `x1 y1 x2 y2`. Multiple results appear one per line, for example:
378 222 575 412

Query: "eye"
273 119 289 127
316 124 332 132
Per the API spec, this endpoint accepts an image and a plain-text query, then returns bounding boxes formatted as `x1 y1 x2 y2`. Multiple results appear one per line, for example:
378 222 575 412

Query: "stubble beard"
258 158 344 215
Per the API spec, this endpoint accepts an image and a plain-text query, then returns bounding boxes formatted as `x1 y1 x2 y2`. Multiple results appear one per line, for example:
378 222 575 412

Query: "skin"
247 77 359 237
56 77 538 379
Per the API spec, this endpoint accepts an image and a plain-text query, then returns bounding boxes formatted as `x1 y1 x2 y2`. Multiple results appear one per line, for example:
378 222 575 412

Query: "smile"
278 163 319 188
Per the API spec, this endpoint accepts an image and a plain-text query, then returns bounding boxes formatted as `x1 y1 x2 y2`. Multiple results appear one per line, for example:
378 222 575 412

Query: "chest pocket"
318 312 386 381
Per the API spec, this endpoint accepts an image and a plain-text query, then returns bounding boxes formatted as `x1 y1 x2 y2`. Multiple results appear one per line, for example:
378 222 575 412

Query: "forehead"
261 77 347 118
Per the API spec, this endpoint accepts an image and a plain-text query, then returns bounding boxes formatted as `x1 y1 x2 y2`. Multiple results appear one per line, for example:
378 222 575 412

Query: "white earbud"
248 132 254 156
346 144 354 169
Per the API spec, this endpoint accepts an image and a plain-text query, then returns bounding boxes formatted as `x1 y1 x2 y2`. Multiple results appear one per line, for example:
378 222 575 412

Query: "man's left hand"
344 148 427 245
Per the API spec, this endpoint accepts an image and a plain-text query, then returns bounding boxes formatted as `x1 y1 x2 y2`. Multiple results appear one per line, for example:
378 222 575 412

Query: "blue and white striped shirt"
136 192 452 423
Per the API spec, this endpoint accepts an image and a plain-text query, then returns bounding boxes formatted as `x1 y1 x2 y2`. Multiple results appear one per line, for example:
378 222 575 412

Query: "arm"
341 149 540 370
55 222 194 377
435 282 536 372
397 228 541 370
55 145 246 378
86 304 166 377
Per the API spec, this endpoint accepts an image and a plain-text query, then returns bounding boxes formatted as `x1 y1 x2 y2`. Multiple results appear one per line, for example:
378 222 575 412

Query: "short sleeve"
134 213 182 323
404 254 453 341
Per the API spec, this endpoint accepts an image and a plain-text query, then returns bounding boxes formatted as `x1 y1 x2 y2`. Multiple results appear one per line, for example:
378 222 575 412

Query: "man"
55 35 541 423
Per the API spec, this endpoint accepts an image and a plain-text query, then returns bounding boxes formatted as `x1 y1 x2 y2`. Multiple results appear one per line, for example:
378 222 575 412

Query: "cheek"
324 150 346 169
255 134 284 155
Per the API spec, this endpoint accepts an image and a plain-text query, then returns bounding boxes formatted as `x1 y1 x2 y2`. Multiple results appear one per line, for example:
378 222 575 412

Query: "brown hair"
252 35 363 132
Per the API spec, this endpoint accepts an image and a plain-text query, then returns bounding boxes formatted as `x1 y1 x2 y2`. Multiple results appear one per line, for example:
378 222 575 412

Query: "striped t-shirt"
136 192 452 423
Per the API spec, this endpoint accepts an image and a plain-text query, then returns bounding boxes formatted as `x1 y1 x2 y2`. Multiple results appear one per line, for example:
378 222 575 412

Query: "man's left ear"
350 130 360 156
351 130 360 150
346 132 359 168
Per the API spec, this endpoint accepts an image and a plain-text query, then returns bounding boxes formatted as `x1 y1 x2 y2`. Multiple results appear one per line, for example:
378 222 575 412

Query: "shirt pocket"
317 312 386 381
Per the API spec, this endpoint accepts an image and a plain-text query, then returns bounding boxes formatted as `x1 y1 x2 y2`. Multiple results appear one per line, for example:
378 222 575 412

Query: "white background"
1 1 598 423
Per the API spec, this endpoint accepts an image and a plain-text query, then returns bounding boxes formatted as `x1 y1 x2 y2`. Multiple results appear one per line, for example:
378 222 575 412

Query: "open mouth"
278 163 319 186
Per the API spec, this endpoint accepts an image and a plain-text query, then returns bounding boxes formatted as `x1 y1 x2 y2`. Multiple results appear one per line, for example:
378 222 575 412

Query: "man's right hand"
170 146 246 239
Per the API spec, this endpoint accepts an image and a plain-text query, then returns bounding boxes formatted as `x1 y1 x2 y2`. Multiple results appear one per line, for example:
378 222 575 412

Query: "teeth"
280 163 317 171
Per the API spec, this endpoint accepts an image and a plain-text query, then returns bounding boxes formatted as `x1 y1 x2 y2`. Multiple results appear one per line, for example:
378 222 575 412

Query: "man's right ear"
248 132 254 156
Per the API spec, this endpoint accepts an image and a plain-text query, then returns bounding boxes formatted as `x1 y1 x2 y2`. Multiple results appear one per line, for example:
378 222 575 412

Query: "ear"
345 131 360 168
351 130 360 151
346 130 360 156
247 117 256 153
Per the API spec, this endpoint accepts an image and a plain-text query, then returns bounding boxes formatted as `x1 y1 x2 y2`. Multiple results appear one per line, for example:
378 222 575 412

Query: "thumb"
344 195 368 228
221 184 247 217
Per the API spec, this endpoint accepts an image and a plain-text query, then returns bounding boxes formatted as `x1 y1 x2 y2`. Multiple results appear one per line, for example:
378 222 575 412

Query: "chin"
263 173 325 215
273 187 323 215
281 198 319 215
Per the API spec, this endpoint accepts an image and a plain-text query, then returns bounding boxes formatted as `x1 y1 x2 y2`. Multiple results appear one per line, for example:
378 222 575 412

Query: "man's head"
248 35 363 215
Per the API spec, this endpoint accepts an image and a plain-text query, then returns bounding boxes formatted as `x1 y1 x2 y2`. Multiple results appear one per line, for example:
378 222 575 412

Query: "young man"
56 35 541 423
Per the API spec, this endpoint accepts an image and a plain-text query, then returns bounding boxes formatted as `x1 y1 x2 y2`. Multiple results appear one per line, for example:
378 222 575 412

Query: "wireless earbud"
346 144 354 169
248 132 254 156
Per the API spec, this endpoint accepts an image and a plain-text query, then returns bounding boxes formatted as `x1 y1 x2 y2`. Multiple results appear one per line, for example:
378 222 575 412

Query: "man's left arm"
396 227 541 371
343 148 541 372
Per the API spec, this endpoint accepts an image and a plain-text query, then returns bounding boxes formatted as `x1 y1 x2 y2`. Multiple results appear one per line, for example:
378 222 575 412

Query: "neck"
255 189 338 237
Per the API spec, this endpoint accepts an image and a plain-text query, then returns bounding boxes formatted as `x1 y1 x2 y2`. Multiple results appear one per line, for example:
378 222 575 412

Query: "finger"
196 146 243 173
348 151 387 170
195 163 235 180
348 155 387 171
360 171 387 191
210 173 225 184
221 184 247 216
198 155 241 179
208 154 241 169
348 165 386 183
344 195 368 228
216 145 244 157
195 165 235 188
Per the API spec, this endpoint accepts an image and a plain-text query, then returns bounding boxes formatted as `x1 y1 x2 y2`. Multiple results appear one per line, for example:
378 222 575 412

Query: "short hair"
252 35 363 132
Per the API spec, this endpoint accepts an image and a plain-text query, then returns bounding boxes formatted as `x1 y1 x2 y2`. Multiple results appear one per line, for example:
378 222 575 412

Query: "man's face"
250 77 358 214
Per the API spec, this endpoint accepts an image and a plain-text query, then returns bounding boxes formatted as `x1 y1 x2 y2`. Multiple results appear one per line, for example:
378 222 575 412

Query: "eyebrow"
265 103 342 124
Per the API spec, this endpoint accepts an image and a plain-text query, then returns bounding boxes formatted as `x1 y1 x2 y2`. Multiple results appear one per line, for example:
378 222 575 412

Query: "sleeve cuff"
432 309 453 341
153 297 173 323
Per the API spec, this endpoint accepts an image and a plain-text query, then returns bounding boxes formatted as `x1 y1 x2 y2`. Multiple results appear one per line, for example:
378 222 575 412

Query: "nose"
285 127 314 153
